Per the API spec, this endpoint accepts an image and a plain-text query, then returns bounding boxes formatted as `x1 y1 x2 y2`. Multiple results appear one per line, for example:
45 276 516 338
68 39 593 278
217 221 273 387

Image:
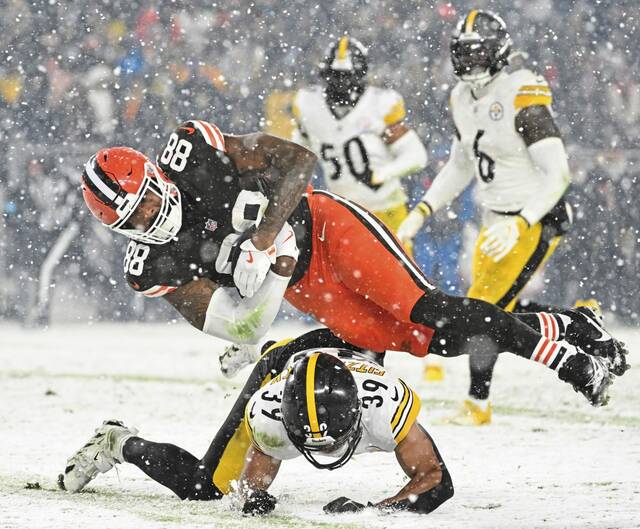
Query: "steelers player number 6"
159 133 193 172
473 130 495 183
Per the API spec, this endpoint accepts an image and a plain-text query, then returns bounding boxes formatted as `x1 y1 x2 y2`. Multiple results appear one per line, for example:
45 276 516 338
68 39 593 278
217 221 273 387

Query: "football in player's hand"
323 496 367 513
243 489 277 515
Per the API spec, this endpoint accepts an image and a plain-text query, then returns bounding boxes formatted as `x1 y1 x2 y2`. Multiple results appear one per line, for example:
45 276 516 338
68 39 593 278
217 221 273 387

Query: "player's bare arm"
239 445 281 493
382 121 410 144
238 445 282 515
164 278 216 329
224 133 316 249
377 423 453 513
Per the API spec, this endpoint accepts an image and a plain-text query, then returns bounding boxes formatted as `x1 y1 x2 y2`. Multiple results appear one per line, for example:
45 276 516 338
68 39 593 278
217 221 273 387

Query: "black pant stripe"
313 190 435 292
496 233 550 309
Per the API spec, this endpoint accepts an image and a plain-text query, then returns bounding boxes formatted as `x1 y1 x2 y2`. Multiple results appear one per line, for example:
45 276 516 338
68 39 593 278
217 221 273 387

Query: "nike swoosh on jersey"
318 222 327 242
247 251 254 264
179 126 196 134
282 231 295 244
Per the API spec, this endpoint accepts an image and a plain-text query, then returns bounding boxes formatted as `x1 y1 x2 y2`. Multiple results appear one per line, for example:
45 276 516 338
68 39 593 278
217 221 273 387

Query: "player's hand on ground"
323 496 368 513
397 204 430 243
233 238 277 297
219 343 261 378
480 215 528 262
242 489 277 515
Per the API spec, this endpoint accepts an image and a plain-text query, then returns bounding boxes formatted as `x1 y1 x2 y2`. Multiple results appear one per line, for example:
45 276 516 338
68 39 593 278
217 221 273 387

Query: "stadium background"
1 0 639 325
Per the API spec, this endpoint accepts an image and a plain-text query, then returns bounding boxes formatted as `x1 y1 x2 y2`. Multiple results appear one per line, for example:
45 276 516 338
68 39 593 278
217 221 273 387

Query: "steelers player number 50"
321 138 371 183
160 133 193 172
473 130 495 183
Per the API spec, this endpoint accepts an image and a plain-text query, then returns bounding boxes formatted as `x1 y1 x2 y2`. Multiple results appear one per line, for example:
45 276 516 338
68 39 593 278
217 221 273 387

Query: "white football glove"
397 203 431 243
274 222 299 261
219 343 261 378
480 216 529 262
233 238 277 298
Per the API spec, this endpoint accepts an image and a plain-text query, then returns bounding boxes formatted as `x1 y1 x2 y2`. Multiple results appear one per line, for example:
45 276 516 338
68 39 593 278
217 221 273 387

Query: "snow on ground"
1 321 639 529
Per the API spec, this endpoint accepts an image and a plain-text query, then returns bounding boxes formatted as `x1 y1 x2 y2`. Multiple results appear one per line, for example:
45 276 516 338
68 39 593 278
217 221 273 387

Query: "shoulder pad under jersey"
507 68 553 110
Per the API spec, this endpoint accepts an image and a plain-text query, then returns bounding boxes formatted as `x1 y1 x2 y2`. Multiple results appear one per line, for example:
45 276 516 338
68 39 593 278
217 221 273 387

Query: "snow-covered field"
1 320 639 529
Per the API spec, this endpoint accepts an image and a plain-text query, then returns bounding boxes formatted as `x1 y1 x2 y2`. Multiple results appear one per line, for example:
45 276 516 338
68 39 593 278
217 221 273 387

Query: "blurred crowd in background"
1 0 639 326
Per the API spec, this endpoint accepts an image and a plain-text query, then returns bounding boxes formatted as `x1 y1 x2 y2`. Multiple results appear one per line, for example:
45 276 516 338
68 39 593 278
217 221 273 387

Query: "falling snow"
1 1 639 528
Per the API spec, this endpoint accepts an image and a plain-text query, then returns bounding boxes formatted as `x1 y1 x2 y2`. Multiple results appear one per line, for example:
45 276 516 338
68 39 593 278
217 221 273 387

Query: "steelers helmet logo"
489 102 504 120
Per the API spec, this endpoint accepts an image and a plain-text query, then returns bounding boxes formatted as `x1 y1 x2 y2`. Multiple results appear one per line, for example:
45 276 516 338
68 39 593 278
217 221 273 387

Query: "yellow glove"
480 215 529 262
397 201 431 243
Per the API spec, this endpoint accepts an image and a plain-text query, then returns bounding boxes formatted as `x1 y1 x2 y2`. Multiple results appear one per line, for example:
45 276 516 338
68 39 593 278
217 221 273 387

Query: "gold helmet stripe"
337 36 350 60
465 9 479 34
305 352 322 439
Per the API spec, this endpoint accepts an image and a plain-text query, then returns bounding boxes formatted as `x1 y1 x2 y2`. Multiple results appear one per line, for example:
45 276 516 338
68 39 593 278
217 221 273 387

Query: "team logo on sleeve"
205 218 219 232
489 102 504 121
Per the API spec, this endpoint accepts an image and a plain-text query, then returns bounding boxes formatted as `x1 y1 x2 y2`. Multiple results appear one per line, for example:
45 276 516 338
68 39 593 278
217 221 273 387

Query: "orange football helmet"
81 147 182 244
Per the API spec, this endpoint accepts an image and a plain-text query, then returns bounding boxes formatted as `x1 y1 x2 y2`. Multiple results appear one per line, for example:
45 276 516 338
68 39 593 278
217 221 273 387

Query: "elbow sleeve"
402 465 454 514
202 271 289 344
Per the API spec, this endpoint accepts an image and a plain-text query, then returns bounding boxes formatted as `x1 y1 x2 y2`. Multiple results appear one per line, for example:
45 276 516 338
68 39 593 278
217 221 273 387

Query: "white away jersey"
450 68 555 216
245 351 421 461
292 85 408 212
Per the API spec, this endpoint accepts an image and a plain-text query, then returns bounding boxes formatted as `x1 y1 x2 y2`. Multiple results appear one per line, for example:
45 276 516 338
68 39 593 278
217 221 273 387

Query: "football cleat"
437 399 492 426
574 298 603 321
557 352 612 407
564 307 629 377
58 420 138 493
219 343 261 378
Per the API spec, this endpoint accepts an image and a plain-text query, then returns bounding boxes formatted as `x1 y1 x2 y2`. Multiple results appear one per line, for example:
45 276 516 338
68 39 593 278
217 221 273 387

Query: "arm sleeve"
202 270 289 344
374 129 428 183
421 137 475 213
519 137 571 226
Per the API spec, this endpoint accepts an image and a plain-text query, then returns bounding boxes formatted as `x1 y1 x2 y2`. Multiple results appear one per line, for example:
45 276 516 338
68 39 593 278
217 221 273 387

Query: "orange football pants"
285 191 435 356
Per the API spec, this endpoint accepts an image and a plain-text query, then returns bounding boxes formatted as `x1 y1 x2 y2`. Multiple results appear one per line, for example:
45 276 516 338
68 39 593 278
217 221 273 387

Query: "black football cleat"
563 307 629 377
558 352 613 407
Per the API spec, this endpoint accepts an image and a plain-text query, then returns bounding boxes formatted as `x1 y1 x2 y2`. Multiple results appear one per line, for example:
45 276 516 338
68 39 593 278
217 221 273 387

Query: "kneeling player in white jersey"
397 10 626 425
292 36 428 235
60 329 453 516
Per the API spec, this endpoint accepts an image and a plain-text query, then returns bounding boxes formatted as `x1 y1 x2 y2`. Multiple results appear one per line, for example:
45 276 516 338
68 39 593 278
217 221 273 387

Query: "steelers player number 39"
159 133 193 172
